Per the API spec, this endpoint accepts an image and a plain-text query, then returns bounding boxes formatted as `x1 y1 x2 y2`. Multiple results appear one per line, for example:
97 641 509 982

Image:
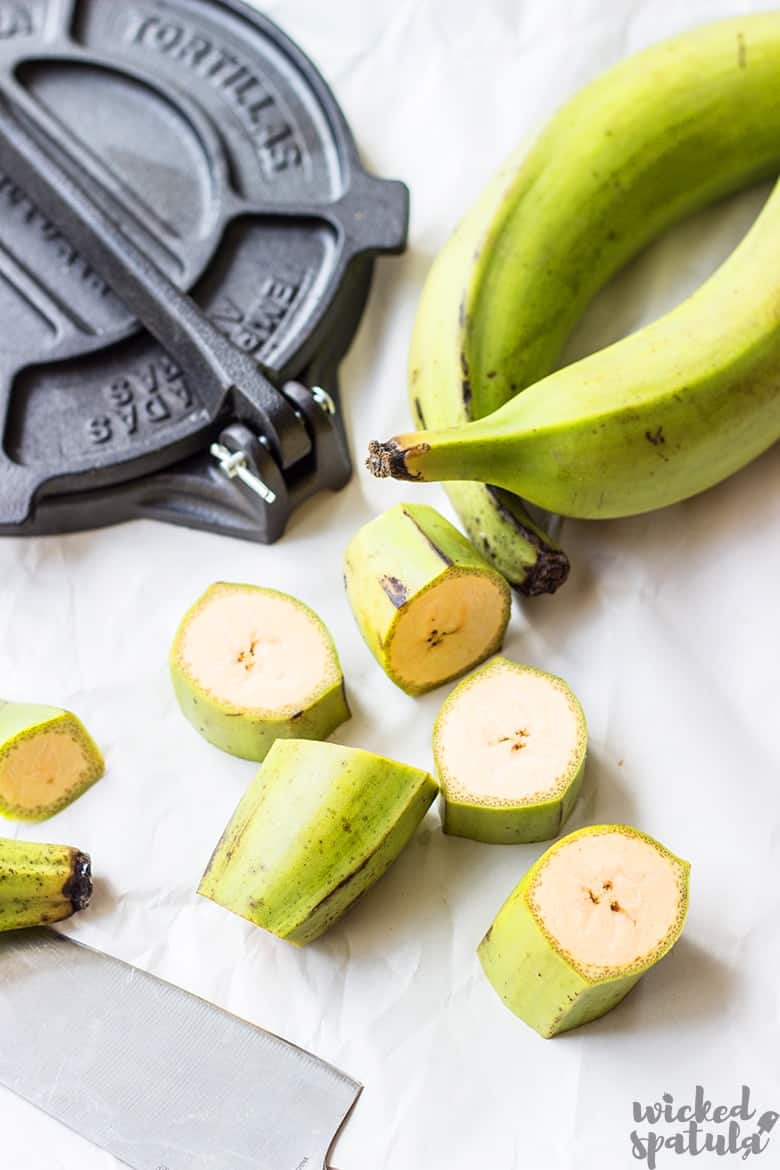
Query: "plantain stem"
62 851 93 913
366 438 426 480
365 442 571 594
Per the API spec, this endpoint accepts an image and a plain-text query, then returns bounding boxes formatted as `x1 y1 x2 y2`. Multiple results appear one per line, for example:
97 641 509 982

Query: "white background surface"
2 1 780 1167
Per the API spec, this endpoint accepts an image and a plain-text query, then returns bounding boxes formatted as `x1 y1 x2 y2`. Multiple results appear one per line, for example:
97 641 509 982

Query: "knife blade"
0 929 360 1170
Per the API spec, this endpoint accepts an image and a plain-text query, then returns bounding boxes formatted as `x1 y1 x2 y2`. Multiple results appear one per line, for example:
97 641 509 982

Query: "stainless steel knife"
0 929 360 1170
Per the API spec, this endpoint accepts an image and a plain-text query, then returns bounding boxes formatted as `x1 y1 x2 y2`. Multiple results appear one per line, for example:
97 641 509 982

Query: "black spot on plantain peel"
380 575 409 608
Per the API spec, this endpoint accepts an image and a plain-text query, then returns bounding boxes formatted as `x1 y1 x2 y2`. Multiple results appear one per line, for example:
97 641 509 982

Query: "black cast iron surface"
0 0 408 539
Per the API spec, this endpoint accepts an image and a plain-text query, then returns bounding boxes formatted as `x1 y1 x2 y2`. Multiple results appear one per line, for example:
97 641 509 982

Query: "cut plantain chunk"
344 503 511 695
170 582 350 761
479 825 690 1037
434 657 586 843
199 739 438 944
0 702 104 822
0 837 92 931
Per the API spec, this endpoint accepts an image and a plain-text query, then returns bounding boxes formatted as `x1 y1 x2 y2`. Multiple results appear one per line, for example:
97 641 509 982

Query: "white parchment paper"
2 1 779 1167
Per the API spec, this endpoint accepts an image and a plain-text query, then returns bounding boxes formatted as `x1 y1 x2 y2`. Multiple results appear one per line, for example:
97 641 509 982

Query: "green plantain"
0 700 104 822
0 837 92 931
199 740 437 945
410 147 571 595
406 15 780 559
372 172 780 517
479 825 689 1037
344 502 511 695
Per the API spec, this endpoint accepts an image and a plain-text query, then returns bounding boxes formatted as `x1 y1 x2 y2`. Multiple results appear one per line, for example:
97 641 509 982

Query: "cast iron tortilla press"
0 0 408 541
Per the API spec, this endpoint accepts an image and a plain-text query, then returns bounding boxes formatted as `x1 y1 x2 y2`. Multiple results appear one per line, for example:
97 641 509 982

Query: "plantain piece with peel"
406 15 780 561
344 502 511 695
0 837 92 931
478 825 690 1037
199 739 437 945
434 658 586 844
373 170 780 518
0 701 104 822
170 582 350 761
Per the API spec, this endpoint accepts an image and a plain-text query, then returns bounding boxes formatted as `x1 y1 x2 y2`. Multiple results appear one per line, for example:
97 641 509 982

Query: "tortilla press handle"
0 95 351 536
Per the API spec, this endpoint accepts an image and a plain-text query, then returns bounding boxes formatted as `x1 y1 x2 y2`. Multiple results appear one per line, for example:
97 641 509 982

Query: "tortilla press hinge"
207 378 351 543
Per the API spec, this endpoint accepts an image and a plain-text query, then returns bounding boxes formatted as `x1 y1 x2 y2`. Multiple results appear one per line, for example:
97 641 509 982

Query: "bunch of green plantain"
368 14 780 594
0 837 92 932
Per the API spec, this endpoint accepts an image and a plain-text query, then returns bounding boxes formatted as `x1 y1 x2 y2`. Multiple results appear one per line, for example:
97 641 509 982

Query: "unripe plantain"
479 826 689 1037
373 174 780 518
199 739 437 945
410 149 570 595
170 583 349 761
0 837 92 931
344 503 511 695
408 15 780 570
434 658 586 844
0 702 104 822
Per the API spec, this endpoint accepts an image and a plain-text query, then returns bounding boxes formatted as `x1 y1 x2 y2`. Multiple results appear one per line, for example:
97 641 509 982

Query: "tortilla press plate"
0 0 408 540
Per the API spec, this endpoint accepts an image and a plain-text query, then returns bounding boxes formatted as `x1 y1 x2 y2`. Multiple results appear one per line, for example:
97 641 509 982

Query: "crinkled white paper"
2 1 779 1167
